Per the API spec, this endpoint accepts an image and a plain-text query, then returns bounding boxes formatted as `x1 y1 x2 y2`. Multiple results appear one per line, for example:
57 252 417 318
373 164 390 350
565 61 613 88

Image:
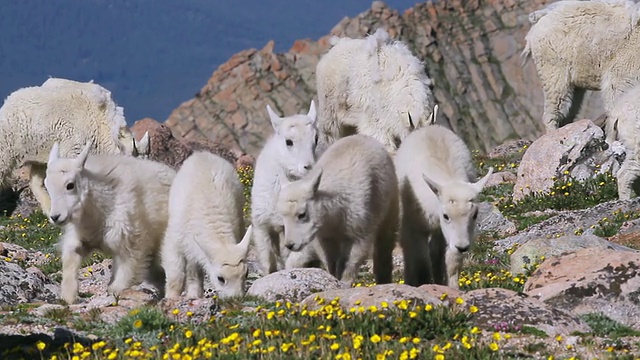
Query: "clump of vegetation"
497 170 619 217
472 145 527 178
236 165 254 223
0 212 108 276
580 313 640 338
460 234 545 293
31 297 538 360
591 209 640 238
0 212 60 253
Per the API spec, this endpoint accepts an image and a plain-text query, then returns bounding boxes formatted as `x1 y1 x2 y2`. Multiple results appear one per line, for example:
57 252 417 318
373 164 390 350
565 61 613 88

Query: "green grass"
580 313 640 338
497 171 619 217
0 211 111 277
236 165 254 225
472 147 525 178
0 212 60 252
591 210 640 238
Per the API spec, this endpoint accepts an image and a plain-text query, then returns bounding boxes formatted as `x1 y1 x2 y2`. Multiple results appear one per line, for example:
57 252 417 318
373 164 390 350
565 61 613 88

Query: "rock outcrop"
165 0 606 156
513 119 620 200
247 268 348 303
525 248 640 329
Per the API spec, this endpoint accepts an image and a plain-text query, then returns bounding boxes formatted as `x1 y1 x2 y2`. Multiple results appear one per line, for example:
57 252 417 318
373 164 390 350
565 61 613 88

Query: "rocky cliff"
164 0 605 156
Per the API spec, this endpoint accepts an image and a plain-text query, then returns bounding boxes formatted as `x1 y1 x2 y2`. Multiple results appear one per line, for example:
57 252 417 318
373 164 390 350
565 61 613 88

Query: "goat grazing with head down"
161 151 252 299
276 134 399 285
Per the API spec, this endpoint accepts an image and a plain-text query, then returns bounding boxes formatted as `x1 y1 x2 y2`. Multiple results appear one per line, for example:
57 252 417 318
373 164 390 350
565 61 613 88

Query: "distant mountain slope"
0 0 417 123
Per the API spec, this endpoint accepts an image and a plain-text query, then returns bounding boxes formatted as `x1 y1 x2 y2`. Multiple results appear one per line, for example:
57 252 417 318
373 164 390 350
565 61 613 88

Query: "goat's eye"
314 133 319 145
443 214 450 221
286 139 293 147
297 212 307 221
66 182 75 191
217 276 226 285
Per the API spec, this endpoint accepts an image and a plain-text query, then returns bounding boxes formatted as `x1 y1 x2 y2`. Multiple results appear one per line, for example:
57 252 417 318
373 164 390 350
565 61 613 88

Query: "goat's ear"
472 167 494 195
238 225 252 257
307 100 317 124
76 140 92 169
267 104 283 132
308 169 323 194
422 173 442 198
48 142 60 165
138 131 150 155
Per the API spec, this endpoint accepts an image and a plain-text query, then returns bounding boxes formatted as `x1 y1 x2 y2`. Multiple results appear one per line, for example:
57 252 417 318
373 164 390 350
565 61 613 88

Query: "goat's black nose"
456 245 470 253
50 214 60 223
285 243 294 250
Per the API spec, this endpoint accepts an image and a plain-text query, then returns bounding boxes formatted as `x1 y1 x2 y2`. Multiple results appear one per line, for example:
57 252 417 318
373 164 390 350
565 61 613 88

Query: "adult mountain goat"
395 121 493 289
276 134 399 284
162 152 252 299
605 83 640 200
522 0 640 132
45 141 175 304
316 28 435 153
0 78 148 215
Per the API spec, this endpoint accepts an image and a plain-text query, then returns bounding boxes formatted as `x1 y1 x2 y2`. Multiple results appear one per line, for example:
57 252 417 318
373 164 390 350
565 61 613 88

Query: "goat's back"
169 151 244 243
396 125 475 185
84 154 176 226
314 134 397 217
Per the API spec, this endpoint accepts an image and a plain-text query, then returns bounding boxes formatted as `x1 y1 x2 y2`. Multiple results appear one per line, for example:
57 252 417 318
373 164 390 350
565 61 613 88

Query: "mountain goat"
522 0 640 132
276 134 399 285
395 121 493 289
40 77 150 158
316 28 435 154
45 141 175 304
162 152 252 299
0 78 149 216
251 101 321 275
605 84 640 199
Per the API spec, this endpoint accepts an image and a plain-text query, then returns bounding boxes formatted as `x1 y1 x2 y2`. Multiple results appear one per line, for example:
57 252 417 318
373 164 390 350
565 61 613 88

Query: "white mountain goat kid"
276 134 399 284
316 28 435 153
251 101 321 275
45 141 175 304
162 152 252 299
395 123 493 288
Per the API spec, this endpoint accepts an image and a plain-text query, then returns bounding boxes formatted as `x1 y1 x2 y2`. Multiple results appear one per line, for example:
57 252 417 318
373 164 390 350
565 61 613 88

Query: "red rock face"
163 0 606 157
